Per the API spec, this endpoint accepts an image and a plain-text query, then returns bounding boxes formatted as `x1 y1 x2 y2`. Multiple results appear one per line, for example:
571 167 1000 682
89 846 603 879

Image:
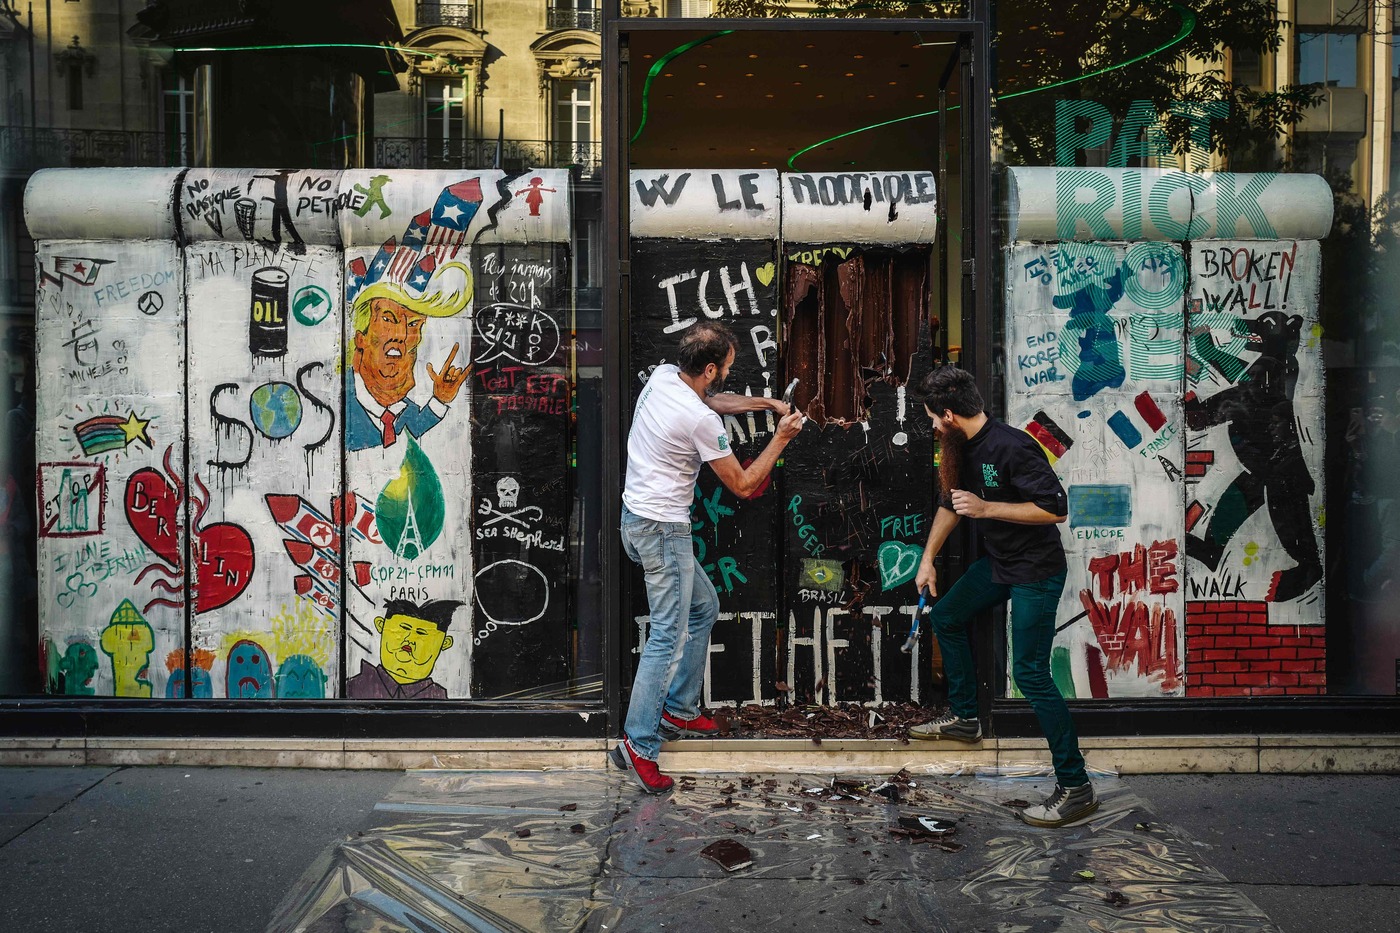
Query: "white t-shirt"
624 364 731 522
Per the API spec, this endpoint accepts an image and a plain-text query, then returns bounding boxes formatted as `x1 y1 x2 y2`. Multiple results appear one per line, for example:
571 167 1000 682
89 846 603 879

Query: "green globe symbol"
249 382 303 439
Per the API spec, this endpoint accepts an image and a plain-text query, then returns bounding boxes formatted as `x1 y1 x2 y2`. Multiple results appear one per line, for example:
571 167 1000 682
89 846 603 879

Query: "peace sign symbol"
138 291 163 316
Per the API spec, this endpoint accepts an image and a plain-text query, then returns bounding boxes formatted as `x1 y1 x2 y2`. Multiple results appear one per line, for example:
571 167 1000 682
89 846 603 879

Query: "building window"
417 1 475 28
1297 32 1358 88
549 0 599 31
67 68 83 110
54 35 96 111
162 72 194 165
425 77 469 160
1392 34 1399 93
553 79 592 156
665 0 712 16
1233 48 1262 87
1294 133 1359 181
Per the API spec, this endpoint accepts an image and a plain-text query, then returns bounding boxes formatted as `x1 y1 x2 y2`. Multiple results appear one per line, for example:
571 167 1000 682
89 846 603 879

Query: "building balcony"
0 126 179 172
372 137 602 177
417 1 476 28
547 8 601 31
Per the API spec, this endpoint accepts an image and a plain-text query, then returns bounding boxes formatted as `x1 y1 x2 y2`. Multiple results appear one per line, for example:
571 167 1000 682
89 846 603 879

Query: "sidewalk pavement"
0 764 1395 933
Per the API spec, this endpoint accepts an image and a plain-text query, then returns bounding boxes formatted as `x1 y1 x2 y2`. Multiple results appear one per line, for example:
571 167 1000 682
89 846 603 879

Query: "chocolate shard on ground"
699 838 753 872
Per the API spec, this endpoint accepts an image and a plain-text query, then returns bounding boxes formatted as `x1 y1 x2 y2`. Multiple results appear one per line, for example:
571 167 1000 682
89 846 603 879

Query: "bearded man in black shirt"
908 366 1096 827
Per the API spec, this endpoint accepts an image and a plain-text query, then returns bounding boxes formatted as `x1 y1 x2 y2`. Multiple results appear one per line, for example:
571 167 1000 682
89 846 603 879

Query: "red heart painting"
194 522 255 613
125 469 182 568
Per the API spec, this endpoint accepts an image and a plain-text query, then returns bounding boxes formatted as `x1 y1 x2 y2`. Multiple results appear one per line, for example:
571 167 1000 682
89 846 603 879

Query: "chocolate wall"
470 243 573 697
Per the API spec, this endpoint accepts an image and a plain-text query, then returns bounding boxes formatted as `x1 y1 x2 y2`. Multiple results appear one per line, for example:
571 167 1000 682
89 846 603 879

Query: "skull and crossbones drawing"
477 476 542 529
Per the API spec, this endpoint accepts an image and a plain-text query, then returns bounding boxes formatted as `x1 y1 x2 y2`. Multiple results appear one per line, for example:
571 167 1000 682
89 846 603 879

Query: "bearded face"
703 346 736 398
929 408 966 497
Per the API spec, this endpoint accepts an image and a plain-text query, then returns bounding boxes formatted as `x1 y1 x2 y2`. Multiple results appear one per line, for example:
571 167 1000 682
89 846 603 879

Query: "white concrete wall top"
1007 167 1335 242
179 169 345 246
339 169 572 247
780 171 938 245
25 168 183 241
629 170 781 240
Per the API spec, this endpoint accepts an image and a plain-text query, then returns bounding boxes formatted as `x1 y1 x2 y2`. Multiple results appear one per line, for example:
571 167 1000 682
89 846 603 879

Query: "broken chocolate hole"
559 803 577 812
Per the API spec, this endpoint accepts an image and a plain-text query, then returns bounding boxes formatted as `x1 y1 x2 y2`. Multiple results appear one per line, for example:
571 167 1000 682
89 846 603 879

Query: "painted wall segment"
630 237 782 706
469 242 573 698
181 168 343 698
31 168 186 697
1006 241 1188 698
1002 170 1331 701
31 168 574 700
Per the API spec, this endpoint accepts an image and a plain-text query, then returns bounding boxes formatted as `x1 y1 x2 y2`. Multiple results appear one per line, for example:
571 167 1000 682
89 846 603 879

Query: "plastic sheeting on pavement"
267 767 1283 933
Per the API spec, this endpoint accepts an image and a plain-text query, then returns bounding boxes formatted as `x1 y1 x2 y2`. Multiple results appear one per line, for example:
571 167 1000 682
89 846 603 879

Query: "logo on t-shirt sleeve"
718 435 729 451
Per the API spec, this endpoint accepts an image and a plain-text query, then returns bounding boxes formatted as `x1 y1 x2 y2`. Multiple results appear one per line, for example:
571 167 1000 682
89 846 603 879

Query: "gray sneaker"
1018 783 1098 827
909 712 983 743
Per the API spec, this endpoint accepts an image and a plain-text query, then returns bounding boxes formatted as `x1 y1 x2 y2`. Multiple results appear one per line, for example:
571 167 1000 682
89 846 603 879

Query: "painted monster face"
226 639 274 698
375 613 452 686
354 298 427 407
165 666 214 698
275 654 327 699
60 642 98 696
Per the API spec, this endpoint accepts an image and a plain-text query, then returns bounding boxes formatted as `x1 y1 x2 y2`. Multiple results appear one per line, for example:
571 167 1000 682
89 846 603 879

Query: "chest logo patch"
982 463 1000 488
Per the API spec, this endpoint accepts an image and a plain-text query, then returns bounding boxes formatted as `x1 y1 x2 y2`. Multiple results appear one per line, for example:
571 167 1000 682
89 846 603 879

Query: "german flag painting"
1024 410 1074 464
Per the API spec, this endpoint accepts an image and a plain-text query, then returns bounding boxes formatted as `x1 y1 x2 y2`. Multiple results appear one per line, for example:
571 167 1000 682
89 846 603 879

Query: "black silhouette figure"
1185 311 1321 603
252 169 305 254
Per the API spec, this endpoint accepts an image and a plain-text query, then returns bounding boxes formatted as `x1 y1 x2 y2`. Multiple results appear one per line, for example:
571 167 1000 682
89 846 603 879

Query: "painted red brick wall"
1185 601 1327 696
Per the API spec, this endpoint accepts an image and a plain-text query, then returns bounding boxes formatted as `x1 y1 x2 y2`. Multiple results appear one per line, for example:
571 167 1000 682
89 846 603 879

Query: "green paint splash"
376 437 445 561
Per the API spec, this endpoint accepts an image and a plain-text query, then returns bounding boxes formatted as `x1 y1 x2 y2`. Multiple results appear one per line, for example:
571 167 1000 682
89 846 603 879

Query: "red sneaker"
609 738 674 795
660 710 720 738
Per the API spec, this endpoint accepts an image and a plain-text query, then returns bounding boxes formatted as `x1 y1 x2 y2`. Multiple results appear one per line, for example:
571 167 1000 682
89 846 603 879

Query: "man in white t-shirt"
610 320 804 794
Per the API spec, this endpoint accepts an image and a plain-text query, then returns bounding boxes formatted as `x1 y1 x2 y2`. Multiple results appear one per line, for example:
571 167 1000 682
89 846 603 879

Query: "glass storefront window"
1 0 604 703
990 0 1399 699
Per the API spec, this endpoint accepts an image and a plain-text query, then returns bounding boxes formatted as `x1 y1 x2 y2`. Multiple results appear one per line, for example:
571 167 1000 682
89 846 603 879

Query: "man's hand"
776 408 805 442
427 343 469 404
915 559 937 598
950 489 990 519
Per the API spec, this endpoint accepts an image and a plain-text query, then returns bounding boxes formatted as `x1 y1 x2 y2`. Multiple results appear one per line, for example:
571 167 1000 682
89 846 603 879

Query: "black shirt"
940 418 1068 585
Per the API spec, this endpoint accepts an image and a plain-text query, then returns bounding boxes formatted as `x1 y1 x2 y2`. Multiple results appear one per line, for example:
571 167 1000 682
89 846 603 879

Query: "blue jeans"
931 557 1089 788
621 504 721 761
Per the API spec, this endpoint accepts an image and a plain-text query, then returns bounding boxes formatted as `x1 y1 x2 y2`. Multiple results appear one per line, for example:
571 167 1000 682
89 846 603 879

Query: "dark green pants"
930 557 1089 787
